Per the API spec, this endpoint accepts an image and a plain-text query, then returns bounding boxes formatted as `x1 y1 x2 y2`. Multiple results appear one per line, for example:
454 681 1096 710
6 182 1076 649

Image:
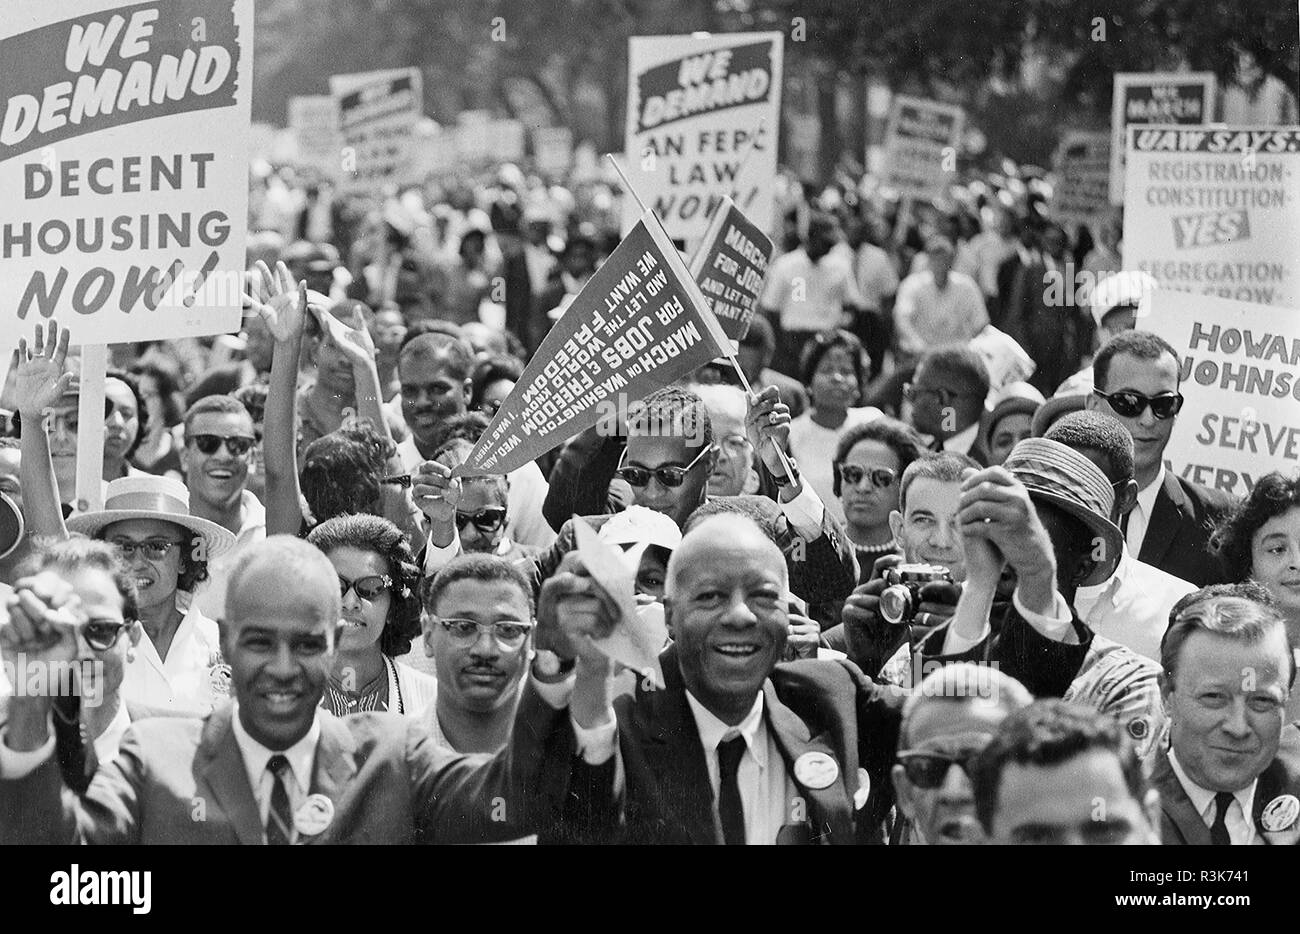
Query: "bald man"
0 536 608 844
541 514 905 844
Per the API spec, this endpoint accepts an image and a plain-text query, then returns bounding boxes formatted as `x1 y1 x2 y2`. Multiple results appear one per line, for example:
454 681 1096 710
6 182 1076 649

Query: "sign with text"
288 95 341 177
0 0 253 345
1146 290 1300 499
533 125 573 177
1124 125 1300 308
460 211 730 476
882 96 965 202
1109 71 1216 204
330 67 422 195
623 32 783 244
687 196 773 341
1052 129 1112 235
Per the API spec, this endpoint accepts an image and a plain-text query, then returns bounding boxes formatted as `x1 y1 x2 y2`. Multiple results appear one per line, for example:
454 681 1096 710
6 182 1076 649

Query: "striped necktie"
266 754 294 845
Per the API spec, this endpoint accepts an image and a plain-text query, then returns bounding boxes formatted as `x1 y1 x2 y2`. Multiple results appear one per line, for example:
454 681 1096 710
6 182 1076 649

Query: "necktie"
266 754 294 845
1119 510 1130 535
717 735 747 846
1209 791 1234 846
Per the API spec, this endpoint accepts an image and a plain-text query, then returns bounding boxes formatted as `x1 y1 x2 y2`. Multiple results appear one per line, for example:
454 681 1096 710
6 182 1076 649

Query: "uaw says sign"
687 196 773 342
623 32 782 245
460 211 730 477
1146 290 1300 499
1109 71 1215 204
1124 126 1300 308
0 0 253 345
882 96 965 203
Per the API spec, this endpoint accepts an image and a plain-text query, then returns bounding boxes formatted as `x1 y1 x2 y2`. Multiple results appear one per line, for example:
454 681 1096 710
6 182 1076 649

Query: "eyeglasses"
1092 388 1184 420
338 574 393 601
456 506 507 534
896 749 980 789
436 617 534 648
838 464 897 489
903 383 965 406
110 538 184 561
189 434 256 457
81 618 129 652
615 446 710 488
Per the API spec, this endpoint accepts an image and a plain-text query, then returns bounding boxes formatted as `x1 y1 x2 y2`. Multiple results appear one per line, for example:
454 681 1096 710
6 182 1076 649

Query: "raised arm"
12 321 74 540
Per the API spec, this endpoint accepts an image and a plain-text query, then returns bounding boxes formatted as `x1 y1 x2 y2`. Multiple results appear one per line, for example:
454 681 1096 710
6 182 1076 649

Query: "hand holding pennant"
572 517 668 689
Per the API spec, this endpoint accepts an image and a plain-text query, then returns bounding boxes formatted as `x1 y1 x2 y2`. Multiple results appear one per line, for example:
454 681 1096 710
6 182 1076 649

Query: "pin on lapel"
1261 793 1300 844
294 794 335 837
793 751 838 790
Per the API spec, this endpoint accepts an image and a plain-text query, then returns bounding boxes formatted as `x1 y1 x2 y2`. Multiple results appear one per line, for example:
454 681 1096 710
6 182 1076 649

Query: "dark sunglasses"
615 446 710 488
338 574 392 601
1092 388 1184 420
81 618 130 652
838 464 897 489
456 506 507 533
897 749 979 789
379 474 412 488
190 434 256 456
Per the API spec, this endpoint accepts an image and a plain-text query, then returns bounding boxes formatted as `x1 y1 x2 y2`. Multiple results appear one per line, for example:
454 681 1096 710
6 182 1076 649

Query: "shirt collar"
685 689 768 772
230 700 321 799
942 421 980 455
1137 464 1166 505
1168 747 1257 827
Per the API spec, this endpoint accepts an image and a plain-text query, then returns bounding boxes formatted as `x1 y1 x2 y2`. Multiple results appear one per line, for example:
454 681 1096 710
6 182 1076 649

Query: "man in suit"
517 386 858 613
971 699 1160 844
1085 330 1236 586
1151 587 1300 845
904 346 993 467
0 535 611 844
541 513 906 844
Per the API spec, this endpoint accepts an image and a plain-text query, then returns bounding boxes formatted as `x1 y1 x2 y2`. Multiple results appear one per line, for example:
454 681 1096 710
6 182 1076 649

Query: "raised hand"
11 320 73 419
411 459 462 524
0 573 87 672
745 385 791 478
243 260 308 344
314 301 378 371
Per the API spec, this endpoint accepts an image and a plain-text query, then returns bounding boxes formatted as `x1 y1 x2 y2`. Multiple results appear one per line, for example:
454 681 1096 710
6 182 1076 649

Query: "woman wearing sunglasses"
306 513 436 717
1211 471 1300 722
833 418 925 582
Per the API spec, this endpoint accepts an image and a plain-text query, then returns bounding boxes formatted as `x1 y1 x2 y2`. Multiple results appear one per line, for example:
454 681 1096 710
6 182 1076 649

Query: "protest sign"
289 95 341 177
1145 290 1300 499
623 32 783 245
459 210 730 476
1123 125 1300 307
330 67 422 195
533 126 573 177
1052 130 1112 235
687 196 773 342
1109 71 1216 204
881 96 965 203
0 0 254 346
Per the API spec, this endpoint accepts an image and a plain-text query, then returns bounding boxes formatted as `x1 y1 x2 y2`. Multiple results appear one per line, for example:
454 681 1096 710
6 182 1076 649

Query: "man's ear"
127 620 144 647
891 765 916 820
179 437 193 478
888 509 904 542
1083 392 1100 413
462 377 473 407
1142 787 1163 844
1114 479 1138 522
1157 669 1174 710
663 598 676 641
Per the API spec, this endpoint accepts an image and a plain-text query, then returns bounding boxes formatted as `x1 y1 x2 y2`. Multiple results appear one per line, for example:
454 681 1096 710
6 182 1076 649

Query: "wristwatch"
771 458 800 487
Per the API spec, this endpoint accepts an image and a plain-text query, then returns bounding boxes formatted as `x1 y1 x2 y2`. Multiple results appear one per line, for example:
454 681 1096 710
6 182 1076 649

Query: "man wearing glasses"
1085 331 1236 585
182 396 267 622
903 346 993 467
891 663 1032 844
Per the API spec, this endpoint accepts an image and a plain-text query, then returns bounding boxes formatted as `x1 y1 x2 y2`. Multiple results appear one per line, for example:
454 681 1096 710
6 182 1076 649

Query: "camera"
879 564 953 625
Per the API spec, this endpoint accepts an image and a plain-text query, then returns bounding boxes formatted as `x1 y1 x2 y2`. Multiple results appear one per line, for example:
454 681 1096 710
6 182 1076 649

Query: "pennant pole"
606 153 798 484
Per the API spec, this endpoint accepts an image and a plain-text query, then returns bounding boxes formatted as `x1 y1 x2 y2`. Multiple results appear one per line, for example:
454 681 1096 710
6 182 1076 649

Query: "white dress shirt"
1168 748 1259 845
938 421 980 457
1127 465 1165 555
122 596 225 716
893 270 989 356
230 702 320 842
684 690 795 845
1071 546 1196 662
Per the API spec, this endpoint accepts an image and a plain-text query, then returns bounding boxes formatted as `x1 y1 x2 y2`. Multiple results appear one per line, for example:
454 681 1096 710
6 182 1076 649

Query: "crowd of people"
1 143 1298 847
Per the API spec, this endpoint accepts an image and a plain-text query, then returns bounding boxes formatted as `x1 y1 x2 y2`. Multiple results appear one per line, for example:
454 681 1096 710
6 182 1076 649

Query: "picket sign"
75 345 108 514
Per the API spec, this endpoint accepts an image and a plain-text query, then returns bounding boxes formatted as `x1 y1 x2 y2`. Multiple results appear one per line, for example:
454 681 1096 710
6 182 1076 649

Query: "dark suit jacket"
559 643 904 845
1151 724 1300 845
525 501 858 613
1138 472 1236 587
0 683 571 844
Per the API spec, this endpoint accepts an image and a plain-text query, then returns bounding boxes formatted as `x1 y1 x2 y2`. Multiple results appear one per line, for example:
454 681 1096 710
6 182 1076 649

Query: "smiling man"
182 396 267 623
1152 588 1300 845
546 513 905 844
0 535 612 844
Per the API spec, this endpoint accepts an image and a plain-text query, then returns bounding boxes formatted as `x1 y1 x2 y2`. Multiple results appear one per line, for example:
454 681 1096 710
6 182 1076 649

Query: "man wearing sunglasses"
891 663 1032 844
1085 331 1236 586
182 396 267 623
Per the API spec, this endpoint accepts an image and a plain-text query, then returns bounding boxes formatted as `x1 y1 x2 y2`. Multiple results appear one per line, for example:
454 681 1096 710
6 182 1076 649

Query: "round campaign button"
208 663 232 697
793 751 839 790
294 794 335 836
1261 794 1300 833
